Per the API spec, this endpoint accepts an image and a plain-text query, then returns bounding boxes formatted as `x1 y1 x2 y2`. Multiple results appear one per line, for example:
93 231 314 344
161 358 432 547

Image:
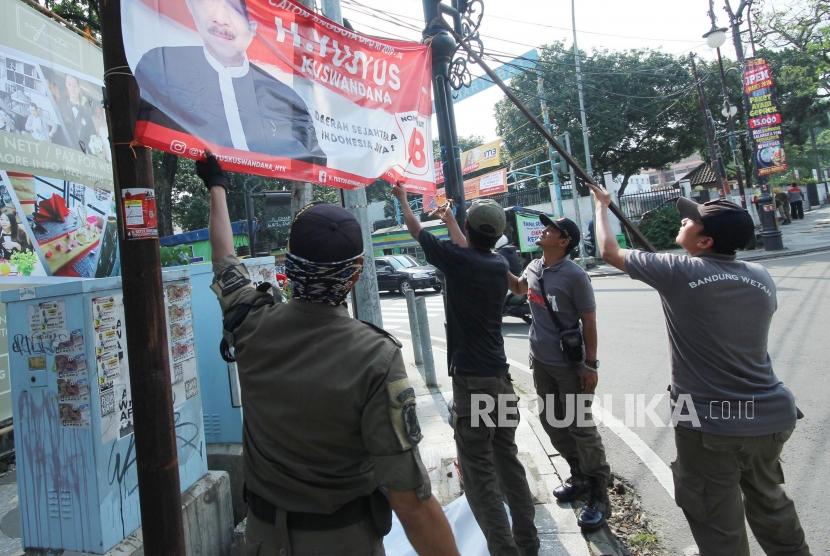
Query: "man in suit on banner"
134 0 327 165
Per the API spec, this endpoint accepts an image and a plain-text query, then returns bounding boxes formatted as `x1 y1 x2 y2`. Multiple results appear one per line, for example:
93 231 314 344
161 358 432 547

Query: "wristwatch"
585 360 599 370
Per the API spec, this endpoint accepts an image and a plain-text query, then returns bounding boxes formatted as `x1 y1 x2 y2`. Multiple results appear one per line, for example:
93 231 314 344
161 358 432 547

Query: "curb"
739 245 830 262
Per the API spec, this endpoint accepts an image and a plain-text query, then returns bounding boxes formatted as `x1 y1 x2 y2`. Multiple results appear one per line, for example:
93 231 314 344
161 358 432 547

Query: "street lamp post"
703 16 746 205
721 0 783 250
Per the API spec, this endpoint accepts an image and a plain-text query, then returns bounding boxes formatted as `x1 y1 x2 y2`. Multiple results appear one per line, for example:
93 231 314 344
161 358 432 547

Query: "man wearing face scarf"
200 154 458 555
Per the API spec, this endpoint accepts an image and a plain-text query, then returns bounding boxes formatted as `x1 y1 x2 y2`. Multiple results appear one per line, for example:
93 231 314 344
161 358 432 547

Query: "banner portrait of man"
123 0 436 191
133 0 326 165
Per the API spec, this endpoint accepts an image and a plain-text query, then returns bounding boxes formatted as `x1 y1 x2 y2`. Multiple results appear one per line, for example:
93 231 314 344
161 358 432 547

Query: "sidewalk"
588 203 830 277
398 336 623 555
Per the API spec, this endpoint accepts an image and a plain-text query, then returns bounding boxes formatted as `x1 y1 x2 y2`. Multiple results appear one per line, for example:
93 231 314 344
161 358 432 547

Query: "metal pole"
322 0 383 327
715 48 746 204
537 72 563 217
690 54 728 194
245 180 256 256
810 127 826 184
99 1 185 553
289 0 316 218
571 0 592 176
564 132 586 262
423 1 467 227
422 1 468 369
416 297 437 388
725 0 783 249
405 289 423 365
449 28 655 251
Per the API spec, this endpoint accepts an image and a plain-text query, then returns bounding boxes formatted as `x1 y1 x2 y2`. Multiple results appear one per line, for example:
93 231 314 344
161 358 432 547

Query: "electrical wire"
342 0 736 46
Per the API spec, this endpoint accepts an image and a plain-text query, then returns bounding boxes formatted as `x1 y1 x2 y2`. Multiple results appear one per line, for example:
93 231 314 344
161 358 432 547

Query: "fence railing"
618 188 681 220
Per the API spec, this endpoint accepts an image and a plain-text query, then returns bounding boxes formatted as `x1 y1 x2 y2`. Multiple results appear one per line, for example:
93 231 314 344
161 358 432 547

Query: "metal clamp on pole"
405 289 424 366
415 297 437 388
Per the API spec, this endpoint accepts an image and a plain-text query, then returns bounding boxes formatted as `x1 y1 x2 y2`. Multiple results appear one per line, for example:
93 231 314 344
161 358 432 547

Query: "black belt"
245 487 371 531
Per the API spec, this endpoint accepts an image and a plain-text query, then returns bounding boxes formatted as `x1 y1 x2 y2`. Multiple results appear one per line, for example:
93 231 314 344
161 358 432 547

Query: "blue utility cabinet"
1 270 207 553
185 256 276 444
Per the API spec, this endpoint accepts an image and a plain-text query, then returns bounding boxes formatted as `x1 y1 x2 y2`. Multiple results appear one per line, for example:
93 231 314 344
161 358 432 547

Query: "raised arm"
587 182 628 272
197 153 234 262
391 183 423 240
438 202 468 248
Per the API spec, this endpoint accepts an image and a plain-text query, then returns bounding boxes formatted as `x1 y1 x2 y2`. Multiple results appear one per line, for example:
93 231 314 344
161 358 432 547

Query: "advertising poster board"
0 0 113 190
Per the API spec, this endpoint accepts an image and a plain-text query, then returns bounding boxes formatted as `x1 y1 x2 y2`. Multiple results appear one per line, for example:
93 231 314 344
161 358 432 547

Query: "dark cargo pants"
672 426 811 556
530 357 610 483
241 509 384 556
452 374 539 556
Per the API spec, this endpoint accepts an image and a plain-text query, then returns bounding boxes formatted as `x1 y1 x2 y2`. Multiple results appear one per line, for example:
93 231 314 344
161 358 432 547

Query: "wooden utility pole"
690 54 728 194
99 1 185 553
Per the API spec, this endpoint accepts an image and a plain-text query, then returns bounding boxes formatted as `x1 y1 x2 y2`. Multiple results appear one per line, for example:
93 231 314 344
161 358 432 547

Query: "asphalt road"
380 250 830 555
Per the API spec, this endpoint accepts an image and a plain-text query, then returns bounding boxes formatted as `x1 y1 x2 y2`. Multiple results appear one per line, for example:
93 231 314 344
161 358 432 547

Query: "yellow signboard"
434 139 502 184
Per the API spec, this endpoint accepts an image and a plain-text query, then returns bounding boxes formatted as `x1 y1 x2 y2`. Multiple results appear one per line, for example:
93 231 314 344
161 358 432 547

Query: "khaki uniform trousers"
240 509 385 556
672 426 811 556
531 357 610 483
452 374 539 556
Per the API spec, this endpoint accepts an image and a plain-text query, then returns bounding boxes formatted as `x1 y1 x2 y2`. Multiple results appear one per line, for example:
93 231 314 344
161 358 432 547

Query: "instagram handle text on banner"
121 0 436 193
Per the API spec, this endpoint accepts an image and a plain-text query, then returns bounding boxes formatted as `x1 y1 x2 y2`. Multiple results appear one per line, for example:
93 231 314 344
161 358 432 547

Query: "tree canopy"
494 44 708 196
40 0 100 38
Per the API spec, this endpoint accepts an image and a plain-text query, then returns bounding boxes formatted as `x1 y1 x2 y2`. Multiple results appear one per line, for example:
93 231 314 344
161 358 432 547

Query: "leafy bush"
639 203 681 250
160 245 191 267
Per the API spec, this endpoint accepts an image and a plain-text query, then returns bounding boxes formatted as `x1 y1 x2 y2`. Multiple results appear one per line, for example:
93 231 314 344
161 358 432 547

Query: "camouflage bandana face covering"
285 252 363 306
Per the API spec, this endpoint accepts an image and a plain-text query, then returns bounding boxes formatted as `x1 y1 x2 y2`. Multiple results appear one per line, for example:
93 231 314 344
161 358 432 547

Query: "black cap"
288 203 363 262
676 197 754 252
539 214 581 248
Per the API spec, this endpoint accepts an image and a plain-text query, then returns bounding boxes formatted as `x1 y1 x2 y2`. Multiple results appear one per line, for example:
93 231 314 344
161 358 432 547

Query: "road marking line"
414 329 677 500
504 356 676 501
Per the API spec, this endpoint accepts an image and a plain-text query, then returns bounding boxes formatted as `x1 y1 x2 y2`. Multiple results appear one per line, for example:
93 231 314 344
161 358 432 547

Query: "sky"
335 0 749 141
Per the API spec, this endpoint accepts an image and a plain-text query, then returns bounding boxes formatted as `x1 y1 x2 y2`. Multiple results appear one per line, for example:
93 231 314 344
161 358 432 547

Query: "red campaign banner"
121 0 436 193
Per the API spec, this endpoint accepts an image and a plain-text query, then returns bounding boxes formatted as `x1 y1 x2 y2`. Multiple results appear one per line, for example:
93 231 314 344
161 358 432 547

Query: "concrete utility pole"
537 71 564 217
321 0 383 327
99 1 185 553
570 0 593 178
290 0 316 220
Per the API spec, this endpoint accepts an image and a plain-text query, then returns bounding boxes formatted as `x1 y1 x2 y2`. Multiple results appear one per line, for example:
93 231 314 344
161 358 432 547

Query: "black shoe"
552 476 589 503
578 487 611 531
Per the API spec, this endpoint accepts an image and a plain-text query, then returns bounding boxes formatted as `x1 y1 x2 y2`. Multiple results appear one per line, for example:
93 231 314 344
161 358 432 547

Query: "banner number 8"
408 129 427 169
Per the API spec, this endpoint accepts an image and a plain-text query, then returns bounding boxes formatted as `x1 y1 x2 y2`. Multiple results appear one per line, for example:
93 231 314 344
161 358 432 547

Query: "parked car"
374 255 442 294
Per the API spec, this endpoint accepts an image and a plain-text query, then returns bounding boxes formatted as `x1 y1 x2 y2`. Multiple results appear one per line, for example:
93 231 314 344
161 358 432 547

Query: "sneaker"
552 476 589 503
577 494 609 531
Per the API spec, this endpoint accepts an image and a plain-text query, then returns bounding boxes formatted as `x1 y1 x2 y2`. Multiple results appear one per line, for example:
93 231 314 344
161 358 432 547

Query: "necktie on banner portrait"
122 0 436 193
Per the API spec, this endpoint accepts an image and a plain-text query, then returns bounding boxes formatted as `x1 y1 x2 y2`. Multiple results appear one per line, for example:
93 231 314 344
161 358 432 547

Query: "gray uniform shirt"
625 250 796 436
211 256 430 513
522 257 596 367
